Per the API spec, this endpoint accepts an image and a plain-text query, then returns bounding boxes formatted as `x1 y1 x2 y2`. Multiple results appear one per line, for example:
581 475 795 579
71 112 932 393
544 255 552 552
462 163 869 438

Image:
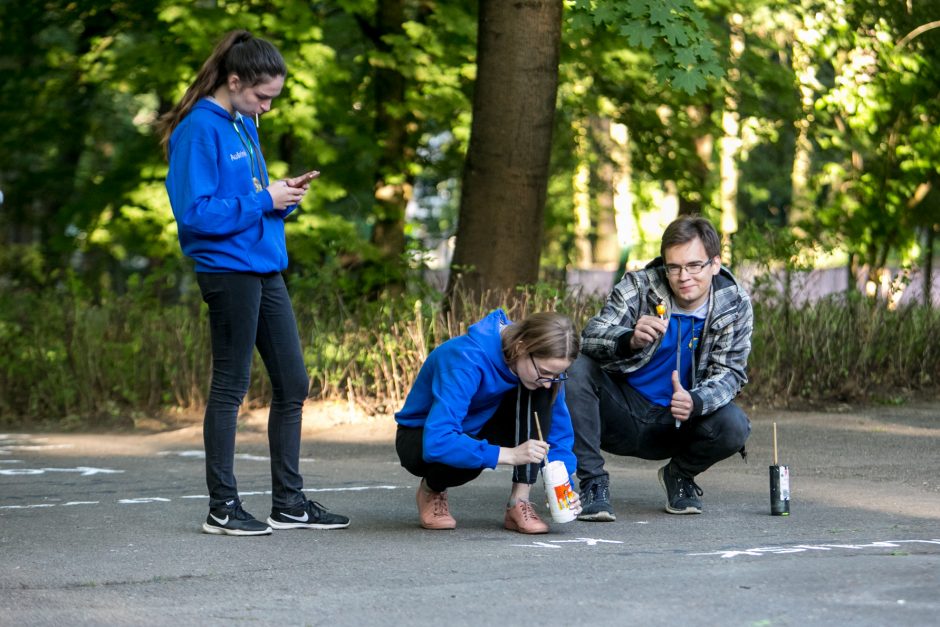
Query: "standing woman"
158 30 349 536
395 309 582 534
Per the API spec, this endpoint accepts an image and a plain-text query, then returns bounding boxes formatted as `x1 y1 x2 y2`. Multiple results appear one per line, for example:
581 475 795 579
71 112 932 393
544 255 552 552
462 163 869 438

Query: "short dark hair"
660 215 721 260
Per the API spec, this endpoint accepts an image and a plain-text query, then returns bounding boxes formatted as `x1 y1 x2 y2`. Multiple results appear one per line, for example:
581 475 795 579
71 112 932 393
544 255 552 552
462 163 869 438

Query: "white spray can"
542 460 577 523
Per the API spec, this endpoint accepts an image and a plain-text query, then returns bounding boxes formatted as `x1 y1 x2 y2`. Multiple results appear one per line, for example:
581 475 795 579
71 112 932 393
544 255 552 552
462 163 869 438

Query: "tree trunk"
370 0 411 270
591 117 622 269
925 225 935 307
447 0 563 304
789 18 815 235
719 14 744 263
572 118 593 267
609 122 635 267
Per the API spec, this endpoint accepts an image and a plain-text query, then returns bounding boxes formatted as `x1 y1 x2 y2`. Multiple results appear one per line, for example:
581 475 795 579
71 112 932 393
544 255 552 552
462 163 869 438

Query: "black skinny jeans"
197 272 310 510
396 385 553 493
565 354 750 487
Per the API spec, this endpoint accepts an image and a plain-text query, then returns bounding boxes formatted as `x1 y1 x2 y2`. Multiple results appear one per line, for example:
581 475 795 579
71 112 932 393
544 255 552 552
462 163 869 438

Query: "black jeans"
396 385 553 493
565 354 750 487
197 272 310 510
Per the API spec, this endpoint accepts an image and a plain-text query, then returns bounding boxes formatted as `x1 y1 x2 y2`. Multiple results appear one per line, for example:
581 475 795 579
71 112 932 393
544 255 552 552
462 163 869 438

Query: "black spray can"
769 464 790 516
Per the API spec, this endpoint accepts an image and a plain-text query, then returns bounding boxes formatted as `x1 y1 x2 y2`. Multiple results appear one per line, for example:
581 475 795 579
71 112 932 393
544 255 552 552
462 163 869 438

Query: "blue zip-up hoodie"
166 98 296 273
395 309 578 476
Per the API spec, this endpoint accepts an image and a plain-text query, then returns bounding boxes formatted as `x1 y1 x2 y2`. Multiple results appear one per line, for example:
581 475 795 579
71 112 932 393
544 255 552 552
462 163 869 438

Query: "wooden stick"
772 421 779 466
533 411 544 441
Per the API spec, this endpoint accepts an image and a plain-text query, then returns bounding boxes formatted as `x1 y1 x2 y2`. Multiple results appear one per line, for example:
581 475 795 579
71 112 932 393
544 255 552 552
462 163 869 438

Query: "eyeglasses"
664 259 714 277
530 354 568 384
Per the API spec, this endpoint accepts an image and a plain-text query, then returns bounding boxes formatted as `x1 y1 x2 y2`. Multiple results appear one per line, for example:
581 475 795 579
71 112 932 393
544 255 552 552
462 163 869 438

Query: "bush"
2 271 938 429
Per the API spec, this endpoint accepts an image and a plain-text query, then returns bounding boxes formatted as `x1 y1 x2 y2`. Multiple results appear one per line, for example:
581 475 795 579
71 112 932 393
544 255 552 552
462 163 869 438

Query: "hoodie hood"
464 309 517 383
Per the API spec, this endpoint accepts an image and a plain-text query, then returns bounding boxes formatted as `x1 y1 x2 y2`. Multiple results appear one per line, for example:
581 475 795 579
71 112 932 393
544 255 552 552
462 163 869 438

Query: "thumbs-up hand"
670 370 692 423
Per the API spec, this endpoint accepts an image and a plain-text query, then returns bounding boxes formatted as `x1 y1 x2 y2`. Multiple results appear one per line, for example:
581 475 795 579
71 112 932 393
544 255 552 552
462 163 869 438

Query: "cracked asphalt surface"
2 402 938 626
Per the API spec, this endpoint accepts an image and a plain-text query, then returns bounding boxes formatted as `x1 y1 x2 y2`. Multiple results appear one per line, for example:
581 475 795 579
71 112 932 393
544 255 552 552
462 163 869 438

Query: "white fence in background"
567 264 940 307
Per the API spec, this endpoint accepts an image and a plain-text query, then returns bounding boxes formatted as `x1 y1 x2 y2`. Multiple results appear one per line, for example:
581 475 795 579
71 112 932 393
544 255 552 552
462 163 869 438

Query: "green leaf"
620 21 658 49
675 46 696 66
625 0 652 19
662 21 689 46
593 4 620 26
670 67 706 94
649 2 673 27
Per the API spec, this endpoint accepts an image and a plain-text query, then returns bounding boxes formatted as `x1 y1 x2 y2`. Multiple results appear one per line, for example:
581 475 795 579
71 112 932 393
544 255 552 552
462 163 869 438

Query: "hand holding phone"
286 170 320 188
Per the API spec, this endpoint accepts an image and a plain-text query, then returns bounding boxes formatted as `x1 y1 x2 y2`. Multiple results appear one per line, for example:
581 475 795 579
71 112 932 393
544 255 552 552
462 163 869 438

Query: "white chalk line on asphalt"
0 485 403 510
0 466 124 477
512 538 625 549
688 539 940 559
156 450 315 462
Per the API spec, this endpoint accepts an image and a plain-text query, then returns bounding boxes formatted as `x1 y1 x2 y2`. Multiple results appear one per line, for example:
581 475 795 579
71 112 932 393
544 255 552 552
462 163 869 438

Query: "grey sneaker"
658 464 703 514
577 478 616 522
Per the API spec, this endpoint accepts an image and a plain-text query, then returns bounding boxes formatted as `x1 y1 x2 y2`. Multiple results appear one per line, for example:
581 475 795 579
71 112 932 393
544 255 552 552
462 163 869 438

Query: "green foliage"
2 0 939 427
749 295 940 405
0 270 211 427
3 274 939 427
569 0 724 94
792 0 940 269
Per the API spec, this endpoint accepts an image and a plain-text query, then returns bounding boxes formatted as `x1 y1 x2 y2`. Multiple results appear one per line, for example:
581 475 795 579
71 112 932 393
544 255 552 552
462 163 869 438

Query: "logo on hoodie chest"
229 149 248 161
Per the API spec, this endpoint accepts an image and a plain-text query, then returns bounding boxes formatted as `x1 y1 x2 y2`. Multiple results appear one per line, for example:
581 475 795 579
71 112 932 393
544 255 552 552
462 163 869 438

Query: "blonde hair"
501 312 580 364
156 30 287 157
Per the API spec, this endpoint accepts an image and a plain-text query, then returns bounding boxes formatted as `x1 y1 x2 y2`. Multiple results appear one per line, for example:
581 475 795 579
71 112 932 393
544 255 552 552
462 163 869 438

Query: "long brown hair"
501 312 579 363
501 312 580 397
156 30 287 157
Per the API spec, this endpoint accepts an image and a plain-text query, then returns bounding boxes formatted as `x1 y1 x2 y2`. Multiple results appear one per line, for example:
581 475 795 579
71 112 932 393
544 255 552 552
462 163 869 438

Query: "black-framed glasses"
664 259 714 277
530 354 568 384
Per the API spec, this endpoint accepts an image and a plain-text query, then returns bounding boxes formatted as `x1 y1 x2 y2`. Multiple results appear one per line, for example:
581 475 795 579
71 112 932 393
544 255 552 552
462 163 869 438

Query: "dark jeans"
396 385 553 493
565 354 750 487
197 272 310 510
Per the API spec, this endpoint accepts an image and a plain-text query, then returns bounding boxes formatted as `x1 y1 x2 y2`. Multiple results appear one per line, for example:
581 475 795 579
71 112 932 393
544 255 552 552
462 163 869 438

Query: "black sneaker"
658 464 704 514
267 499 351 530
577 478 616 522
202 499 272 536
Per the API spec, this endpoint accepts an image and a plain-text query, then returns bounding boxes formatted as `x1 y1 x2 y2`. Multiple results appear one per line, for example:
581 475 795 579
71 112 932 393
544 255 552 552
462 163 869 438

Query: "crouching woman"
395 309 581 534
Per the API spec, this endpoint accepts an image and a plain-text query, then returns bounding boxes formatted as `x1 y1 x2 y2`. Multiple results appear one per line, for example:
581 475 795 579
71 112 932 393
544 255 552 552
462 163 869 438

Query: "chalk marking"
0 444 73 453
119 497 172 504
0 466 123 477
0 485 403 510
513 537 624 549
689 539 940 559
180 486 401 499
157 450 314 463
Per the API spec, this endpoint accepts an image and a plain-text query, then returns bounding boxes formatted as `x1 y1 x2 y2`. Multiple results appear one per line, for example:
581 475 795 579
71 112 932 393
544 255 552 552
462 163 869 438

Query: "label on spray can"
779 465 790 501
542 460 577 523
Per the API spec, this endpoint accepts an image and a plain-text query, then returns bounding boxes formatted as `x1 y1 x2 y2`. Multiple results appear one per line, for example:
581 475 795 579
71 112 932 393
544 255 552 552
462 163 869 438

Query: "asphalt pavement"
1 402 938 626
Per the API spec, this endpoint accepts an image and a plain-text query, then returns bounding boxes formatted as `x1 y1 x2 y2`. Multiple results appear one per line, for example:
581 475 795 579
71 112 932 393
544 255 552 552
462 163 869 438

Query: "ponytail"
156 30 287 158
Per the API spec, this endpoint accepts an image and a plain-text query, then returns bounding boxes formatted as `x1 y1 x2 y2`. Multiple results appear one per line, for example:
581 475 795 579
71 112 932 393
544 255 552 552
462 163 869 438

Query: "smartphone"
287 170 320 188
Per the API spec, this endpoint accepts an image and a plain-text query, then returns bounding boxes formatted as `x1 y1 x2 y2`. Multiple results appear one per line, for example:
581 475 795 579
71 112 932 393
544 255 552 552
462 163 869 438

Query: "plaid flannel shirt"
580 259 754 417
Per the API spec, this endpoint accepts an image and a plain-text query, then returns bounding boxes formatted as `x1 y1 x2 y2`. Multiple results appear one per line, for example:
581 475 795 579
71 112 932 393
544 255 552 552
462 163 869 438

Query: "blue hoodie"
395 309 578 476
165 98 296 273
